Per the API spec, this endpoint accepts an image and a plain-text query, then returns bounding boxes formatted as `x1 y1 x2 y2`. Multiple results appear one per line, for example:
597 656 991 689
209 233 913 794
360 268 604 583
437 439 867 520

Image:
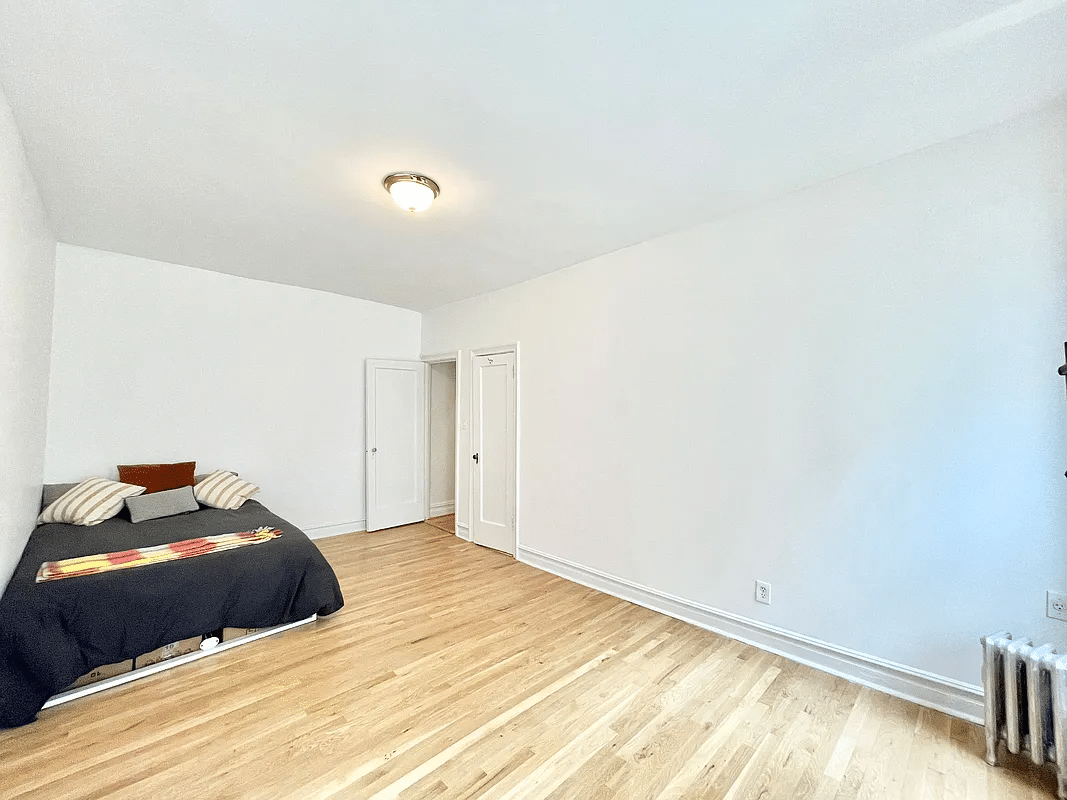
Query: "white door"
471 352 516 554
366 359 426 532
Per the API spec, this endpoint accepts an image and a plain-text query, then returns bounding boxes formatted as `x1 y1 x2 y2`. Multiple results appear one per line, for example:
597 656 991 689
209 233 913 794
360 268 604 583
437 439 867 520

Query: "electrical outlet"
1048 590 1067 622
755 580 771 605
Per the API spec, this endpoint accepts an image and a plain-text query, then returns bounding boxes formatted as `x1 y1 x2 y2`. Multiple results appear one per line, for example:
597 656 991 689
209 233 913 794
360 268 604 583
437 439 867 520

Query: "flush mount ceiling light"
383 172 440 213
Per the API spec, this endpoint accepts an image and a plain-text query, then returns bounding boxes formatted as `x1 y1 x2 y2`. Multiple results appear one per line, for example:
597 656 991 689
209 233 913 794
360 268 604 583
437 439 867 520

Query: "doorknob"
473 453 479 464
371 447 377 454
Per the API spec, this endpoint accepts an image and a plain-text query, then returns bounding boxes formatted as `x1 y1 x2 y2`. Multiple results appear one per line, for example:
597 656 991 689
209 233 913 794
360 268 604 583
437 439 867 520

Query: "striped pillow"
194 470 260 510
38 478 147 526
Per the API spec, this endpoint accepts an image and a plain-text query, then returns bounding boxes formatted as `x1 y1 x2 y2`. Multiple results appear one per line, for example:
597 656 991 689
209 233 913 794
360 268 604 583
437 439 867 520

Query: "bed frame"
43 614 317 710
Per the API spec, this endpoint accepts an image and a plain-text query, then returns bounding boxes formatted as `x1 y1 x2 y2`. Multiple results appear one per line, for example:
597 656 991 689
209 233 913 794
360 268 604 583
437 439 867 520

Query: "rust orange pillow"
117 461 196 494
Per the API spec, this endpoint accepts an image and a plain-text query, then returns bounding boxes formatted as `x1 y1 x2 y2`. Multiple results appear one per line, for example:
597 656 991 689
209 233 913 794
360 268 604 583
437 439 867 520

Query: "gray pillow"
41 483 79 512
126 486 200 524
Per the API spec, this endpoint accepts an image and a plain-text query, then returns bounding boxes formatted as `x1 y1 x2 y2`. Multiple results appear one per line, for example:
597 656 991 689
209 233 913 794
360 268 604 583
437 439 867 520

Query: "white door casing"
365 359 426 532
471 351 516 555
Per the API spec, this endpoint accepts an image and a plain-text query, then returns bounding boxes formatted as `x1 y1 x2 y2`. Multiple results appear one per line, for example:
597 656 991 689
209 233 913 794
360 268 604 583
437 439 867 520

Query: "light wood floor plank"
0 523 1059 798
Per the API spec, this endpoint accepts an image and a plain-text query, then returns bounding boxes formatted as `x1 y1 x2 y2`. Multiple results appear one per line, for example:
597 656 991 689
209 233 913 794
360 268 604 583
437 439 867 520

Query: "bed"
0 498 344 728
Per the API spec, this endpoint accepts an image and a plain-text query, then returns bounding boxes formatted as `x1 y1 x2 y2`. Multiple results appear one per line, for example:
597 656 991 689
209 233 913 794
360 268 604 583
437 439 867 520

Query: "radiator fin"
982 631 1067 799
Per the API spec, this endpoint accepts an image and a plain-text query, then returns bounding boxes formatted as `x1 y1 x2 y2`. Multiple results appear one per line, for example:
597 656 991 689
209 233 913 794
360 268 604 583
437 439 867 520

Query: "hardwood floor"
0 523 1057 799
426 514 455 534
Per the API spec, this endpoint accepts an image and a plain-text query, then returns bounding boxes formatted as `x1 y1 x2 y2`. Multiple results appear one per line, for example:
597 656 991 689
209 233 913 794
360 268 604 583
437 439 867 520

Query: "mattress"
0 500 344 728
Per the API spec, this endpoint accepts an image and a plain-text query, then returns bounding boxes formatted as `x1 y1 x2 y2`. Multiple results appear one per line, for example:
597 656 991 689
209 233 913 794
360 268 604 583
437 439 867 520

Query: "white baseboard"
517 545 984 724
455 522 471 541
430 501 455 517
304 519 366 540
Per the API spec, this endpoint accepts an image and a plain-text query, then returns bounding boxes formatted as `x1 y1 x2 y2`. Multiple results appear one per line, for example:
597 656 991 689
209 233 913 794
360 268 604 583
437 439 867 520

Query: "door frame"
421 351 461 527
470 343 520 555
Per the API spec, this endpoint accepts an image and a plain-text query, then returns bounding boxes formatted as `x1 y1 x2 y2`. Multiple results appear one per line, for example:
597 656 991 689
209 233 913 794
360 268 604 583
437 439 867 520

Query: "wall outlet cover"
1048 590 1067 622
755 580 771 605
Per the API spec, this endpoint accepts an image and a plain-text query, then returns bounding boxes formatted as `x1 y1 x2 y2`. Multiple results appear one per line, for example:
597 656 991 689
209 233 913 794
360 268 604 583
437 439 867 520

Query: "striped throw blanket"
36 527 282 583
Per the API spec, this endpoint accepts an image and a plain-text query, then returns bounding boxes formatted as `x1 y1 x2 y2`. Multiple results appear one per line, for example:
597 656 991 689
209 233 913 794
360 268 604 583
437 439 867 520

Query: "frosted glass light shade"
383 173 440 213
389 181 434 212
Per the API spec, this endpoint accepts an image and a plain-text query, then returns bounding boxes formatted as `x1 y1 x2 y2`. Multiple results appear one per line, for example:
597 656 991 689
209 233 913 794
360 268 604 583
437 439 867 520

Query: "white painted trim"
455 522 471 541
470 344 519 358
420 351 459 363
517 545 984 723
304 520 366 540
429 501 455 517
512 343 521 555
454 353 464 534
43 615 318 710
424 364 432 521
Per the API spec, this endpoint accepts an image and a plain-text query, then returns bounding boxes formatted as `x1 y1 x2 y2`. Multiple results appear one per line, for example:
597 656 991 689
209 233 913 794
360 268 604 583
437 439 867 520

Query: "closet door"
470 352 515 554
365 359 426 532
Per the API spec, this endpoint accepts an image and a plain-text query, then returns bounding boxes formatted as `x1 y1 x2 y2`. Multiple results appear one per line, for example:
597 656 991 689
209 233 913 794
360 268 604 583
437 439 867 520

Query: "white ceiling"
1 1 1065 310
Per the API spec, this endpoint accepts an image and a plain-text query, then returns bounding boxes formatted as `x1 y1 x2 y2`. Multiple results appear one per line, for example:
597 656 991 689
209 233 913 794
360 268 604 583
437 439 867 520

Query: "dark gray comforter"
0 500 344 728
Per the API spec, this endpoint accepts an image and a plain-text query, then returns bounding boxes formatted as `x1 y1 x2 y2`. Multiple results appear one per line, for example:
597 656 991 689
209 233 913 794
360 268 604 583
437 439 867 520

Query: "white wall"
0 86 56 587
46 245 420 535
428 361 456 514
424 104 1067 689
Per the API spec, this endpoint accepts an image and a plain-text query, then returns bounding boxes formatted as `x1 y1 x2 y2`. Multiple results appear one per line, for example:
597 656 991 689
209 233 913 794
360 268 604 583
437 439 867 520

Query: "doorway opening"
424 353 459 535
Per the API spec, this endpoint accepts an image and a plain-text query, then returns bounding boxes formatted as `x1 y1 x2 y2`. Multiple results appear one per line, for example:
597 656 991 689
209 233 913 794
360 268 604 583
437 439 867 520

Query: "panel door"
366 359 426 532
471 352 515 554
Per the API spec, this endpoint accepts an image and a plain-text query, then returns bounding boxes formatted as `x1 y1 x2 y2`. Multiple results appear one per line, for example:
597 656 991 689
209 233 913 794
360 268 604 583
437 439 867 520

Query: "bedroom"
2 2 1067 797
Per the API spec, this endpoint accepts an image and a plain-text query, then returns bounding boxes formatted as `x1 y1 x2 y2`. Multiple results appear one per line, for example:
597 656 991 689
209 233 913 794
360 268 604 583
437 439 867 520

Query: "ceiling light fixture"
383 172 440 213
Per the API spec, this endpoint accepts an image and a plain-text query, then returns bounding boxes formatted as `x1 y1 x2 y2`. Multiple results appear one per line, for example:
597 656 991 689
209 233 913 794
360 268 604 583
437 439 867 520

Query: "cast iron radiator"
982 631 1067 798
